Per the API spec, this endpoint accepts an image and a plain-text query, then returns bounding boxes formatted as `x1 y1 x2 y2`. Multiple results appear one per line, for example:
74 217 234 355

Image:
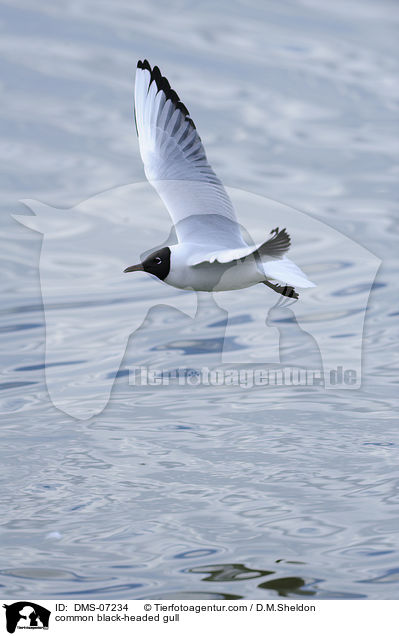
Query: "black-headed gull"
124 60 315 299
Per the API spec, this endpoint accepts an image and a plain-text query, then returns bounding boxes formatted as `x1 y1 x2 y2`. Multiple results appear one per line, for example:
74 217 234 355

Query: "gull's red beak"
124 263 144 273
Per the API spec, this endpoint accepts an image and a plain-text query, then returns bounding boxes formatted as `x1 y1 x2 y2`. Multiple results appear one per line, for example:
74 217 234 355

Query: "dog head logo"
3 602 50 633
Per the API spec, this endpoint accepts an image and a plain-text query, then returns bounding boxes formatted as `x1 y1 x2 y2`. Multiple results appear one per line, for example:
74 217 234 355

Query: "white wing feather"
134 60 248 253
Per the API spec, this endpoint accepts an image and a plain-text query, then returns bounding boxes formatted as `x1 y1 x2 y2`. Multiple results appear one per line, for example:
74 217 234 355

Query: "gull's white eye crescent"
154 257 162 264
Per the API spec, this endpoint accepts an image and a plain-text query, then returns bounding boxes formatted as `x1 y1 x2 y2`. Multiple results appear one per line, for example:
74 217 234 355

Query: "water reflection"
189 563 274 582
266 297 323 371
188 562 316 597
258 577 315 597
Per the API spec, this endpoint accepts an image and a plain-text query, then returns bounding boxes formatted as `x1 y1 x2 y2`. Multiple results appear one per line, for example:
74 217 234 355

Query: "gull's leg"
263 280 299 299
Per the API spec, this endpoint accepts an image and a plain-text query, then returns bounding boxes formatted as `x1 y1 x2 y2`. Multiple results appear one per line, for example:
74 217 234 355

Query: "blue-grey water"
1 0 399 600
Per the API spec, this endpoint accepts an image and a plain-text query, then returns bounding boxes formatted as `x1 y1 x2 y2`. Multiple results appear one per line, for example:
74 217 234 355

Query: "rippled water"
1 0 399 600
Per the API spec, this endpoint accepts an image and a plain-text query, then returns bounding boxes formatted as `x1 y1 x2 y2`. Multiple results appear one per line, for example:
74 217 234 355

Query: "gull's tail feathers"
263 257 316 289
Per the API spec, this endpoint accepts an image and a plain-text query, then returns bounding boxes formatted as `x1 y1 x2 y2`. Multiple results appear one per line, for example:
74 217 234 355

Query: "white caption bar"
1 599 397 635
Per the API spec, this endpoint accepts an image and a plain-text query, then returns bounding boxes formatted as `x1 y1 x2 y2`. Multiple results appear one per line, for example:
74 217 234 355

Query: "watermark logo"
128 366 356 387
14 182 380 419
3 602 50 633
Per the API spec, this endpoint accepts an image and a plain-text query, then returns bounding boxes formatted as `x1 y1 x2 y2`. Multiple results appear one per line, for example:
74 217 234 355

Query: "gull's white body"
165 244 265 291
131 60 316 296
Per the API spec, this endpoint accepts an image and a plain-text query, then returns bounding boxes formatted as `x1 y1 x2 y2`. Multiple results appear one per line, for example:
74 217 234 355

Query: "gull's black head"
124 247 171 281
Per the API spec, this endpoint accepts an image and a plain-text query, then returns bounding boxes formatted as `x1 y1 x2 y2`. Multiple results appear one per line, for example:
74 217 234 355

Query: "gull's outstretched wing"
134 59 248 251
188 227 292 265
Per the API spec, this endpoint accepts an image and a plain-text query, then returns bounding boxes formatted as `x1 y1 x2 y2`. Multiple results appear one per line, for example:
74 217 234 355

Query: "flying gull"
124 60 315 299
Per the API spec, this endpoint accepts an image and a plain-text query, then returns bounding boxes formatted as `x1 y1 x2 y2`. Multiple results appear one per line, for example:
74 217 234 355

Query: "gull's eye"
154 257 162 265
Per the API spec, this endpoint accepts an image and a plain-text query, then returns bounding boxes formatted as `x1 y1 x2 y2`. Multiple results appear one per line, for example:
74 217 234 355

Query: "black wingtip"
136 58 195 127
159 75 171 95
151 65 162 86
138 59 151 72
176 101 189 117
168 88 180 105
